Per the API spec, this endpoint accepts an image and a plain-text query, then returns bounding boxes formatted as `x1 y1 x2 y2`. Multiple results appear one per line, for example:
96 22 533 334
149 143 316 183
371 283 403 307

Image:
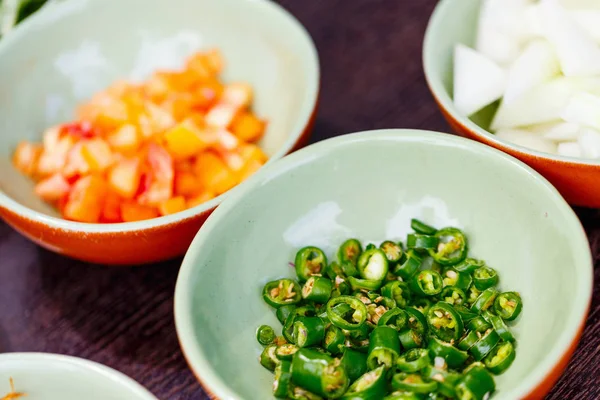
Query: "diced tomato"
163 120 209 160
77 92 129 131
62 142 90 178
108 158 141 199
12 141 42 176
107 124 141 154
100 191 123 223
81 138 113 172
62 175 107 223
43 126 63 150
194 151 237 195
186 49 224 78
138 102 176 138
221 83 253 109
174 170 202 197
144 73 170 103
205 103 237 128
158 196 187 216
218 149 245 172
231 112 266 142
137 143 174 205
187 191 215 208
193 78 223 110
37 135 75 177
175 159 194 172
34 173 71 202
60 121 97 139
120 201 159 222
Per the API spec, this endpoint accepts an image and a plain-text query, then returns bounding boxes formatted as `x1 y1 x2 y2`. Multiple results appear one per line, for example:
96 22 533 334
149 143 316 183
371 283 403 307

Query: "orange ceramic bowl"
423 0 600 208
0 0 319 265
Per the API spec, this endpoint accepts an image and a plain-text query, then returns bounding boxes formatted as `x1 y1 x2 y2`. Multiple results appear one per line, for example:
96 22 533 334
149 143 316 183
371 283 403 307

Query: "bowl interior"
176 130 591 399
0 0 318 217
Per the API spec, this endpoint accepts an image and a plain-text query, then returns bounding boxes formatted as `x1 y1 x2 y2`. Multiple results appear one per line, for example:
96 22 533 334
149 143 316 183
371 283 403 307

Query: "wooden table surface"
1 1 599 399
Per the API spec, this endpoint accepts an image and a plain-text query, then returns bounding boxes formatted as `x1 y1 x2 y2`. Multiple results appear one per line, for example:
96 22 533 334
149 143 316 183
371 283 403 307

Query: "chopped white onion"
578 128 600 158
561 92 600 130
557 142 583 157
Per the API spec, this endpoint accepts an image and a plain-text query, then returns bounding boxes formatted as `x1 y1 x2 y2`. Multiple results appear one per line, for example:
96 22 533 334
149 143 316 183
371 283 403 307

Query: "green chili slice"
410 218 438 235
440 286 467 306
324 325 345 355
326 296 368 331
455 365 495 400
367 326 401 369
377 308 407 331
442 267 472 291
398 328 425 350
338 239 363 266
473 266 499 290
260 344 280 371
276 305 297 325
273 360 292 398
469 328 501 361
380 240 404 265
257 325 276 346
348 276 383 291
396 348 430 372
454 304 478 323
427 302 464 342
302 276 333 304
427 336 469 369
494 291 523 321
423 366 461 398
263 279 302 308
409 270 443 296
393 250 422 280
406 233 439 251
466 316 492 333
383 392 422 400
276 343 299 361
391 373 438 394
341 366 387 400
291 349 349 399
458 330 480 351
454 258 485 274
405 307 428 335
357 248 389 281
381 281 412 309
482 310 514 342
428 227 468 266
340 348 368 383
295 246 328 282
484 341 516 375
470 288 499 313
294 317 325 348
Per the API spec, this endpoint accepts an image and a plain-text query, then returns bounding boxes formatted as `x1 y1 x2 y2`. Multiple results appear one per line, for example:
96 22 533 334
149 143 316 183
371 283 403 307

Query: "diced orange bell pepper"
144 74 170 103
205 103 237 128
186 49 224 78
37 135 75 177
77 93 129 131
107 124 141 154
187 191 215 208
194 78 223 110
160 94 196 123
218 149 245 172
163 120 209 160
140 102 176 138
100 191 123 223
62 142 90 179
108 158 141 199
81 138 113 172
158 196 187 216
174 170 202 197
12 141 42 176
213 129 240 151
137 143 174 205
194 151 237 195
175 159 194 172
62 175 107 223
120 201 159 222
231 112 266 142
221 83 253 109
34 173 71 202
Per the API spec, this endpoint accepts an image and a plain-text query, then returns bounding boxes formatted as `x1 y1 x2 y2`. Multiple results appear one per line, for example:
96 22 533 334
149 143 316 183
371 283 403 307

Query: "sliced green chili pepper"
398 329 425 350
396 348 430 372
454 305 478 323
341 365 387 400
294 317 325 348
442 267 472 290
428 228 468 266
348 276 383 291
427 302 464 342
257 325 276 345
341 261 359 278
392 373 438 394
327 296 368 331
367 326 401 369
339 239 363 266
457 330 480 351
381 281 411 308
273 360 292 398
283 306 316 343
326 262 345 280
427 336 468 369
380 240 404 265
377 308 407 330
302 276 333 304
410 298 433 315
324 326 345 355
466 316 491 333
393 250 422 280
263 279 302 308
423 367 461 398
482 310 514 342
357 248 389 281
291 349 349 399
260 344 280 371
484 341 516 374
494 291 523 321
288 386 324 400
276 343 299 360
409 270 443 296
411 218 438 235
383 391 422 400
406 233 439 250
365 243 376 251
454 258 485 274
340 348 368 383
295 246 328 282
469 328 501 361
455 365 495 400
473 266 499 291
470 288 499 313
466 286 482 305
440 286 467 306
405 307 428 335
276 305 297 325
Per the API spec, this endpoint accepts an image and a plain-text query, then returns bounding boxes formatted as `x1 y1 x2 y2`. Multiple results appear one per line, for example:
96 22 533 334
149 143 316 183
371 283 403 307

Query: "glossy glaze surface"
175 130 593 400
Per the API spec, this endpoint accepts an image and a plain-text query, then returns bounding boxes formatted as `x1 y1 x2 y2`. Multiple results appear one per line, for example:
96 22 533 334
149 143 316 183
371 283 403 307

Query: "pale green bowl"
175 130 593 399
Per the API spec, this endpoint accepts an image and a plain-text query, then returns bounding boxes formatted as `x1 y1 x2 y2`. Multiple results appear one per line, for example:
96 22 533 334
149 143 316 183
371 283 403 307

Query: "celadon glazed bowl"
0 0 319 265
423 0 600 208
174 130 593 399
0 353 157 399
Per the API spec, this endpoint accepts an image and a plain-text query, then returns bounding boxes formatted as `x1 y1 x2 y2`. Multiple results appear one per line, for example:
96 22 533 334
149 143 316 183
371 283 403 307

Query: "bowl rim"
422 0 600 167
174 129 593 400
0 352 158 399
0 0 320 233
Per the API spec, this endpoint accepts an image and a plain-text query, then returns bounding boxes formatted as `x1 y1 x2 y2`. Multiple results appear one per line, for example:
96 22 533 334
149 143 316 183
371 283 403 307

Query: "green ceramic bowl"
0 353 157 399
175 130 592 399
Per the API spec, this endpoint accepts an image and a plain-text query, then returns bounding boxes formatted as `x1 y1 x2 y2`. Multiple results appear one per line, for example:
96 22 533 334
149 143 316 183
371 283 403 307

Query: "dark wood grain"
0 1 598 399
